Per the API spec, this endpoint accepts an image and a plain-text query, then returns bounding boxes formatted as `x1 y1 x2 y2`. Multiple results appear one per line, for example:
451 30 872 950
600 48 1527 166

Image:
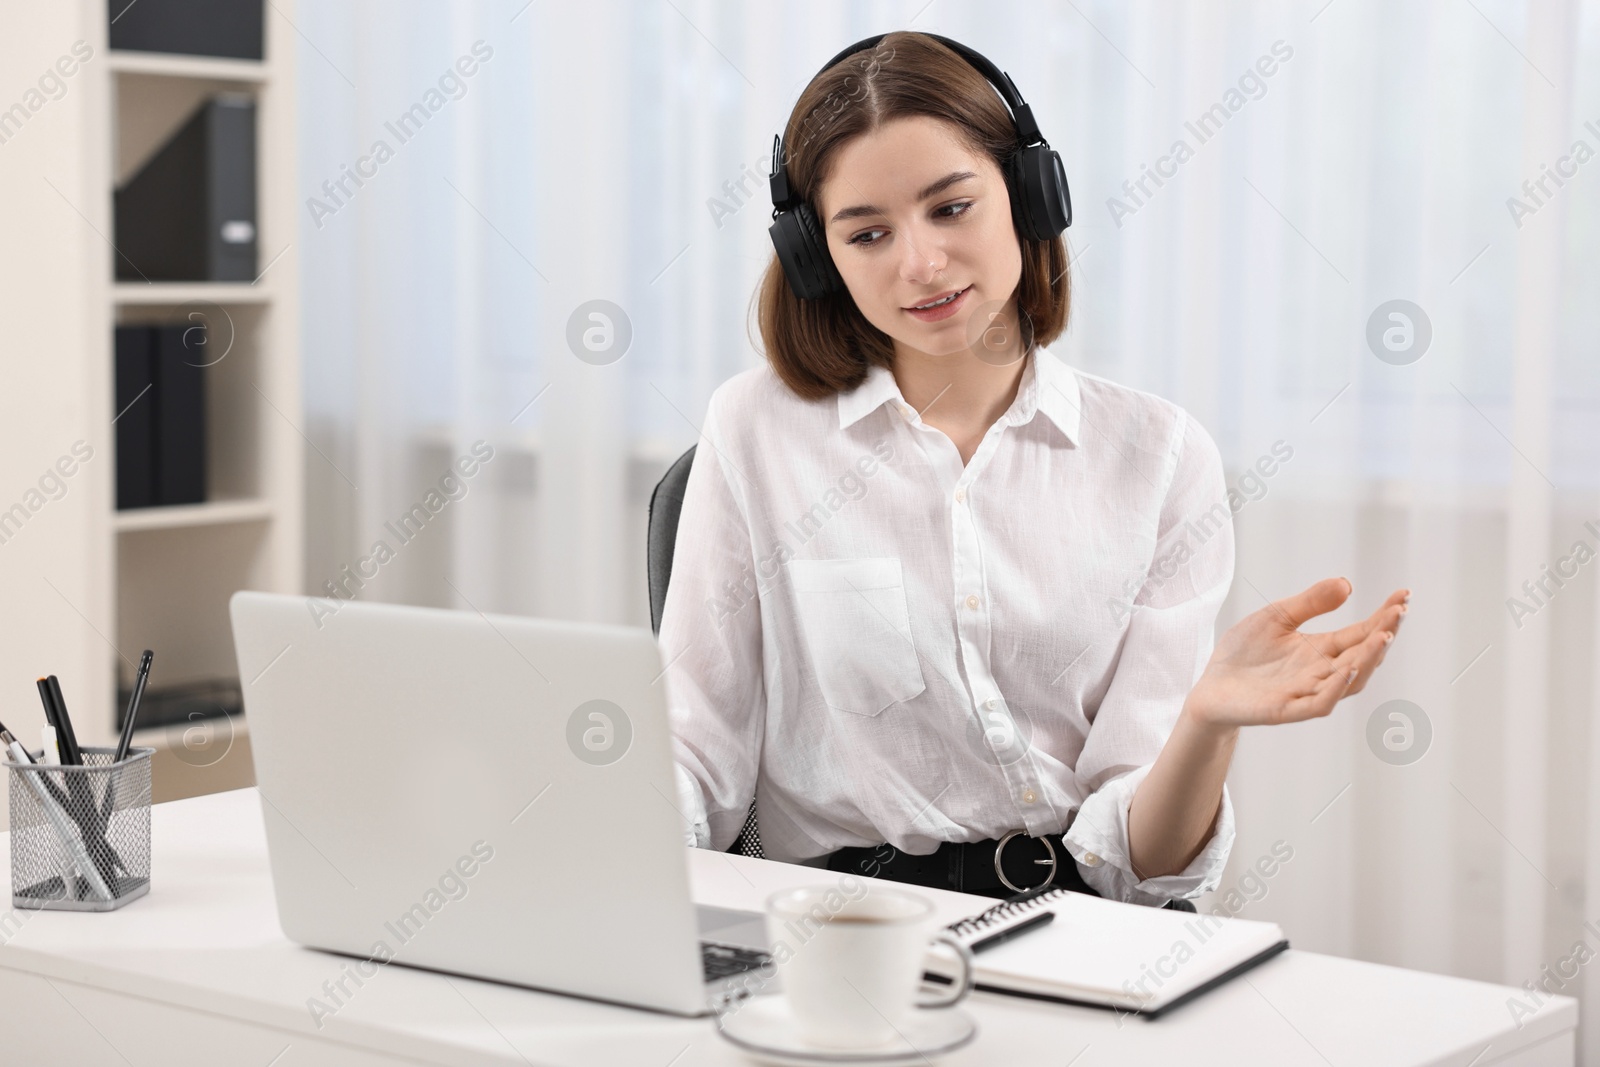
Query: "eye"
847 227 888 247
845 201 973 248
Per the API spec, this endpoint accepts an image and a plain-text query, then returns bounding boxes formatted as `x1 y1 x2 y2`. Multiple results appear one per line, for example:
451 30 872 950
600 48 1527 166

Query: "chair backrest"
645 445 764 858
647 445 697 636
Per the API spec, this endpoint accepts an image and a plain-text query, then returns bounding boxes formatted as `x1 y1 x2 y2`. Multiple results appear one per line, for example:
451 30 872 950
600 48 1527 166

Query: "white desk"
0 788 1575 1066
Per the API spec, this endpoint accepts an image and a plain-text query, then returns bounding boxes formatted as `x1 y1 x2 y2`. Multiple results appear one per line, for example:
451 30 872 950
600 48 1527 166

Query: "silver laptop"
229 590 771 1016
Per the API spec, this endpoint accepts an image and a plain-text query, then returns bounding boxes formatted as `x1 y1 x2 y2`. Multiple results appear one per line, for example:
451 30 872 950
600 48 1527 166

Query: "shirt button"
954 487 966 503
965 595 980 610
1083 852 1103 867
984 698 998 711
1021 789 1037 804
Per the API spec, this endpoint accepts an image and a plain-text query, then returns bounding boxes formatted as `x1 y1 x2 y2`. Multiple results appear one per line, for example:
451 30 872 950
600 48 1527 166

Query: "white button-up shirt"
661 343 1236 905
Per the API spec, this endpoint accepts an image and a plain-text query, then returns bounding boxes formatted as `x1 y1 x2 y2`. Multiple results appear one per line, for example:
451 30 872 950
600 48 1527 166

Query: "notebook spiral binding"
946 885 1068 940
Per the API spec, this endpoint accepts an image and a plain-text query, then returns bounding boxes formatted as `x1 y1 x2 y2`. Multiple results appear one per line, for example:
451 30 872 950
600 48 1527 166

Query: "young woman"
660 31 1407 907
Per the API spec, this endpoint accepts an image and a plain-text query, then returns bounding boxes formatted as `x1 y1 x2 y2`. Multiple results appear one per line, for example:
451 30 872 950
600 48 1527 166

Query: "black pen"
101 651 154 828
35 678 75 808
968 910 1055 954
45 675 83 765
36 677 60 742
113 651 154 764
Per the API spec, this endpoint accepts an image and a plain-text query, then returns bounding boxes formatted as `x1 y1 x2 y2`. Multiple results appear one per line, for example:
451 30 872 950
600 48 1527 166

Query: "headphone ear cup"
769 200 844 300
1007 144 1072 240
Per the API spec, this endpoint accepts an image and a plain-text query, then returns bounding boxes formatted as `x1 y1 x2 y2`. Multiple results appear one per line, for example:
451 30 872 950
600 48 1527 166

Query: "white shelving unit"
0 4 301 819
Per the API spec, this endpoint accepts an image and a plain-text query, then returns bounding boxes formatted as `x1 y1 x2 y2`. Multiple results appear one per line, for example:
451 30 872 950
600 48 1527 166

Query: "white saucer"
715 996 978 1066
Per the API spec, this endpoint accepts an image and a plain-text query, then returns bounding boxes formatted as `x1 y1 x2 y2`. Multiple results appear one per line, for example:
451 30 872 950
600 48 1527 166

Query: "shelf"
131 706 246 735
132 715 253 805
114 499 275 533
114 282 273 306
108 50 269 83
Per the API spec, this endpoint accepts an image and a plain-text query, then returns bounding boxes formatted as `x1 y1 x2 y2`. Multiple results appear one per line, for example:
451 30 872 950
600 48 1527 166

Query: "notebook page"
961 891 1284 1008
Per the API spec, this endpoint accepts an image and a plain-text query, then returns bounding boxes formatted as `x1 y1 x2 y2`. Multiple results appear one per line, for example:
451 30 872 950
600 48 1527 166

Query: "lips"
904 285 972 323
905 286 968 311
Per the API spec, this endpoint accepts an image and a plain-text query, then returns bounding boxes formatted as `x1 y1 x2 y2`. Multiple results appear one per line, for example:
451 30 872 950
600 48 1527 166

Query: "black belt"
824 832 1197 911
825 831 1090 898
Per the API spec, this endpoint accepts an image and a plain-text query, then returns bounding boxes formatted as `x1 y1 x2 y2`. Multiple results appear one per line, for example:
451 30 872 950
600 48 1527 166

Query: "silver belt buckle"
994 830 1057 893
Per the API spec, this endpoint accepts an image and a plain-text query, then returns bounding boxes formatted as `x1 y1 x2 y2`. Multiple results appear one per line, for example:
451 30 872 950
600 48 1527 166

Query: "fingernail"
1384 631 1395 643
1342 577 1353 595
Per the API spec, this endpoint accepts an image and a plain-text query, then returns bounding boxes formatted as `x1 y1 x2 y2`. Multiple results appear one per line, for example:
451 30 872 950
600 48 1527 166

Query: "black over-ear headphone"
767 32 1072 301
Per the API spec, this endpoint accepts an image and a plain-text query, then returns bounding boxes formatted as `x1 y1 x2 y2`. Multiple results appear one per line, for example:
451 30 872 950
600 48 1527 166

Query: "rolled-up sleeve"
1061 409 1237 905
659 392 767 852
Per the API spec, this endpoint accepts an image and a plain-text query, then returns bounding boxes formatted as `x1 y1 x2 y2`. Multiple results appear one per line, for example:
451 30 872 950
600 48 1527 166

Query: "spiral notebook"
931 887 1289 1019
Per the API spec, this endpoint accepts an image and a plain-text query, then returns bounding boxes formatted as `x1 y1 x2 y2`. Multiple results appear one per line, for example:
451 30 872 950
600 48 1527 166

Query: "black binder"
108 0 264 61
114 96 257 282
113 325 209 509
153 325 208 505
114 327 157 509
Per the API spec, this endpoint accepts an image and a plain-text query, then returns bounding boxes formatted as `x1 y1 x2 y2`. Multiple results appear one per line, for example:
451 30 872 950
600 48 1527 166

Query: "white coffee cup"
764 882 975 1050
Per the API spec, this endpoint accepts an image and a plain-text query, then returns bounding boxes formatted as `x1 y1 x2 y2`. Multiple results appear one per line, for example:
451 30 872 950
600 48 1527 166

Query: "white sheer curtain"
298 0 1600 1051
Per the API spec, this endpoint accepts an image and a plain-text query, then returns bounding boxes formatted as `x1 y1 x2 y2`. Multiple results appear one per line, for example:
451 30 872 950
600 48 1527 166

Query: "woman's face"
815 115 1024 361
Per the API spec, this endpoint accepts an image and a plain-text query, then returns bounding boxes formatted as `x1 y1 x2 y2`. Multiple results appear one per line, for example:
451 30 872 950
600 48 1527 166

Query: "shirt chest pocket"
786 557 927 716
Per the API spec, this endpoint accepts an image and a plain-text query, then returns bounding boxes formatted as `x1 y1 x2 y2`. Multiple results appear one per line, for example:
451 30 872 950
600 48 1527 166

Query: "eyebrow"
828 170 978 224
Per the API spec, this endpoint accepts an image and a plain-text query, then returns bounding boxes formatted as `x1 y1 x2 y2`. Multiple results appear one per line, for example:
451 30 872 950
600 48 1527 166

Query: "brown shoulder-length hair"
754 31 1070 401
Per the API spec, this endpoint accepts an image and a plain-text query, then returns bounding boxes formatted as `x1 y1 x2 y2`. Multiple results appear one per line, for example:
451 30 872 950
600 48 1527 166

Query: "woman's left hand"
1183 577 1408 732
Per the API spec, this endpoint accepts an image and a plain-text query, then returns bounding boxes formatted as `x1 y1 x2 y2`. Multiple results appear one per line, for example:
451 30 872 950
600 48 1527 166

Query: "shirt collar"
836 344 1081 446
836 361 906 430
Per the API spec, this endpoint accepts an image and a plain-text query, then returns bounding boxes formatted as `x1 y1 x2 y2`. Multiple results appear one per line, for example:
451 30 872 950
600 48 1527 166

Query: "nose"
898 218 948 288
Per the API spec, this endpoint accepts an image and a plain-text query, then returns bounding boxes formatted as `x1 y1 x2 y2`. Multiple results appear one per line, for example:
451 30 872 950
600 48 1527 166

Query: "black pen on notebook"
968 909 1055 953
943 885 1061 955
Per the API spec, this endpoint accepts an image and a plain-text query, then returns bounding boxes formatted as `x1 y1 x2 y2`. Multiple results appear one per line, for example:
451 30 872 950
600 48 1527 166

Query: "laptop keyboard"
701 940 771 981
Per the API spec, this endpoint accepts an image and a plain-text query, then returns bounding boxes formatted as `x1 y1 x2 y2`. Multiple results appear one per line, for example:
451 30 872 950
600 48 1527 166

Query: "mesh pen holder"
6 746 153 911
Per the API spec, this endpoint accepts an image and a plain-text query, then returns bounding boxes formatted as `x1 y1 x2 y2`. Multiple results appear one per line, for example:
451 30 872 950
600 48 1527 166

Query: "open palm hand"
1185 578 1408 730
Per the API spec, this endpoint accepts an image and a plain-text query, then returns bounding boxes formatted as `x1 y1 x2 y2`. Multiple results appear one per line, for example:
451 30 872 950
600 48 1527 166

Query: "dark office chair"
648 446 766 858
647 446 1198 911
